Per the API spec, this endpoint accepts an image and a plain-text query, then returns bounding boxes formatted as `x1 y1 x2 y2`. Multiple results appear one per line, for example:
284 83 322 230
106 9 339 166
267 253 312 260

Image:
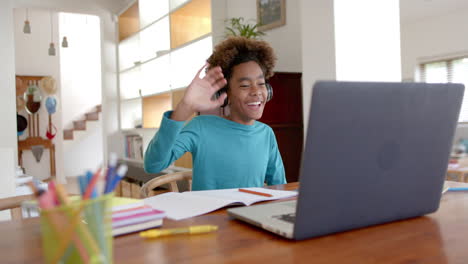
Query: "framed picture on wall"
257 0 286 31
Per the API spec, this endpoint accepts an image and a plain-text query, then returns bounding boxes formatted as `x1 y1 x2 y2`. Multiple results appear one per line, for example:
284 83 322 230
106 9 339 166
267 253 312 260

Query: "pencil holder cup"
40 194 114 264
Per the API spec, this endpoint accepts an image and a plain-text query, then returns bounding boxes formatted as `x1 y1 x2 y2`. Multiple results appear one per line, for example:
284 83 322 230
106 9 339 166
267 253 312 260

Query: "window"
420 57 468 122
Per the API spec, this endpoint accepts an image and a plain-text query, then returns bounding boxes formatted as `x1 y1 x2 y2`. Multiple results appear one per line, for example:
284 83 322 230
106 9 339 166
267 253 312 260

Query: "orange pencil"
238 188 273 197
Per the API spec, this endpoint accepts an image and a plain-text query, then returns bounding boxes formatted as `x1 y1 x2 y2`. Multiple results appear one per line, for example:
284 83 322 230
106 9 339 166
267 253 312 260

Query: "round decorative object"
41 76 57 95
17 114 27 133
16 95 25 112
45 96 58 114
23 84 42 114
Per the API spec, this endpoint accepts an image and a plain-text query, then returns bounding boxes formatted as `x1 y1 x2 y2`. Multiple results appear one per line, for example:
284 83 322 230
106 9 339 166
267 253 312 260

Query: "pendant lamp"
23 8 31 34
48 11 56 56
61 15 68 48
62 36 68 48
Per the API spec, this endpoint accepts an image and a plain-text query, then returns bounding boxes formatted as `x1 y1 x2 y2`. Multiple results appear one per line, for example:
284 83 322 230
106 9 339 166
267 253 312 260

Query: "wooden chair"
447 167 468 182
140 171 192 198
0 194 35 220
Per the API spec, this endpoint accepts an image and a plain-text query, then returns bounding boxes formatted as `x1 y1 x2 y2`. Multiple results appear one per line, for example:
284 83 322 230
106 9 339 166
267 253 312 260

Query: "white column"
0 1 18 206
334 0 401 81
0 1 17 157
0 148 17 221
300 0 402 136
300 0 337 132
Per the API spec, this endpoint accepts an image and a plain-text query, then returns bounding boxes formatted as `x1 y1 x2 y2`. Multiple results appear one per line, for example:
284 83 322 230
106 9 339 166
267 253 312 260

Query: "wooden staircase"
63 105 102 140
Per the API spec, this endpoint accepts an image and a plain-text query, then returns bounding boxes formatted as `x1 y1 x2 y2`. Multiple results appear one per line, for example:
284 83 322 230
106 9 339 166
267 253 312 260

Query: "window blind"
420 57 468 122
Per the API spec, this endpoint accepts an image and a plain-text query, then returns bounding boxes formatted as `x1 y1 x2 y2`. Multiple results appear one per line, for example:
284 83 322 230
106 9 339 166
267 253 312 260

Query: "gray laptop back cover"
294 81 464 240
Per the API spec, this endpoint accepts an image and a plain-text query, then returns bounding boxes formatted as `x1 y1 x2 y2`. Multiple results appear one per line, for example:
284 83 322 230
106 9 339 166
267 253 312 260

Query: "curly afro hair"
206 37 277 82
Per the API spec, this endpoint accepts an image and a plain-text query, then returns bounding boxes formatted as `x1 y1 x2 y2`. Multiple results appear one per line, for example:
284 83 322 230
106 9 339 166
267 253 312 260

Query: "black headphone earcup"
215 87 229 108
221 97 228 108
266 83 273 102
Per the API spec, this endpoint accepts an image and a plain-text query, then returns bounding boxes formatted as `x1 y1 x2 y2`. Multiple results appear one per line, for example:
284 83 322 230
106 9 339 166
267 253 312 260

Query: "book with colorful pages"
111 196 145 212
112 204 165 236
112 218 163 236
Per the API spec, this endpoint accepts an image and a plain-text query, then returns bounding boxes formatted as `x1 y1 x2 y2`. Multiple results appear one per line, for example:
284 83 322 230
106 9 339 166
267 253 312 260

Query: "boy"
144 37 286 190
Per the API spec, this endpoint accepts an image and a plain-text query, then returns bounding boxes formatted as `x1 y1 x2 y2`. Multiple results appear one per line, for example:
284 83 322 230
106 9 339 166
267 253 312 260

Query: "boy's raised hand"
172 64 227 121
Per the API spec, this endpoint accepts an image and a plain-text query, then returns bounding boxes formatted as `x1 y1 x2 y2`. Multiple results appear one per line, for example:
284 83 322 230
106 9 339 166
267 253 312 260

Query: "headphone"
215 83 273 108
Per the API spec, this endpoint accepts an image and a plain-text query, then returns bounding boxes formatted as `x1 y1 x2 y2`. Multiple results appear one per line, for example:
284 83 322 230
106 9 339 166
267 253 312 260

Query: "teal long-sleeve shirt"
144 111 286 191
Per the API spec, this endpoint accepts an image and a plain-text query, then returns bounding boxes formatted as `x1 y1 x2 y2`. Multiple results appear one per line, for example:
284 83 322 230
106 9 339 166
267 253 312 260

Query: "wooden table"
1 182 468 263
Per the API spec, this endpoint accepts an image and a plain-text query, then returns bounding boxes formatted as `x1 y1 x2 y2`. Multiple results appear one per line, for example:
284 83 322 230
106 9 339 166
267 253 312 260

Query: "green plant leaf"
224 17 266 39
226 27 237 36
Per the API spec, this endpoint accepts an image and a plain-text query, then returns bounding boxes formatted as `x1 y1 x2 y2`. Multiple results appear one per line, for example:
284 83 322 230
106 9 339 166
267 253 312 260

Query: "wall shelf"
118 0 212 131
117 0 212 169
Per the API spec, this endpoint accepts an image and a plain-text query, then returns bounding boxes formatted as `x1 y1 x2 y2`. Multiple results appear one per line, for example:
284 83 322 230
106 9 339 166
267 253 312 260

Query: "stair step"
73 120 86 130
63 129 74 140
64 104 101 141
85 112 99 121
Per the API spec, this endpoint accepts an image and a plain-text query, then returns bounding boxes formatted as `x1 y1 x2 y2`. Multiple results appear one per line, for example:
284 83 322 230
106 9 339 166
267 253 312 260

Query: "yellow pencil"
140 225 218 238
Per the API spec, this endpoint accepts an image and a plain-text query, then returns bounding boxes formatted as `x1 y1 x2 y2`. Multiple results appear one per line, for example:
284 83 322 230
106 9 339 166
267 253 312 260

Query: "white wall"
0 0 126 187
63 119 103 177
14 8 64 182
401 9 468 80
401 8 468 143
225 0 302 72
0 1 16 209
211 0 227 47
59 12 104 177
60 13 102 127
14 9 105 182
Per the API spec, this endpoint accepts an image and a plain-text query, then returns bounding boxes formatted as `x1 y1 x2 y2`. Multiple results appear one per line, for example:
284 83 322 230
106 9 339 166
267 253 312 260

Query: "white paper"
144 188 297 220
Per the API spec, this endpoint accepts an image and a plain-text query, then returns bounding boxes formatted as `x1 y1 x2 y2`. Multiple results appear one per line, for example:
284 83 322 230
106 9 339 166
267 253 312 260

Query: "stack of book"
124 134 143 160
111 198 165 236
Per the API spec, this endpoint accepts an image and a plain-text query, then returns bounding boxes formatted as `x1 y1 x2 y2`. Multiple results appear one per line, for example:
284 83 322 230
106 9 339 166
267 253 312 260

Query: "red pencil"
83 167 102 199
238 188 273 197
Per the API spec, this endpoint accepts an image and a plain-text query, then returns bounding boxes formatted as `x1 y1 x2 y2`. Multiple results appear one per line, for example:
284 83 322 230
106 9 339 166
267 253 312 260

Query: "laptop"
227 81 464 240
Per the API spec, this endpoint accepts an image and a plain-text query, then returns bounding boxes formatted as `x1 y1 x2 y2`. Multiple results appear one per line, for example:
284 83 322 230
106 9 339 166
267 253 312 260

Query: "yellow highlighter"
140 225 218 238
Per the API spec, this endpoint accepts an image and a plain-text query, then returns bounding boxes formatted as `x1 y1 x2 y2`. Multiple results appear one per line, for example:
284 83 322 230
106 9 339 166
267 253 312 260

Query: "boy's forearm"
172 101 195 121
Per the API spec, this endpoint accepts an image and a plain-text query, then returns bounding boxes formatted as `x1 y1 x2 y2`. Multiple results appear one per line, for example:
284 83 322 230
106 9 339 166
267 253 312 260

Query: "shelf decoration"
17 114 27 137
45 96 58 140
16 75 56 180
41 76 57 95
24 81 41 115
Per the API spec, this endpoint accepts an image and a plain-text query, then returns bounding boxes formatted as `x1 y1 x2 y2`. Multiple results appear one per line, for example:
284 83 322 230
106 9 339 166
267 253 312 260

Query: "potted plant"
225 17 265 39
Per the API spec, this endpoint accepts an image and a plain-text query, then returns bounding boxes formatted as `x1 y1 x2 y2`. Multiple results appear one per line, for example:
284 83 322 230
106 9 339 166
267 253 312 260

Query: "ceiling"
400 0 468 23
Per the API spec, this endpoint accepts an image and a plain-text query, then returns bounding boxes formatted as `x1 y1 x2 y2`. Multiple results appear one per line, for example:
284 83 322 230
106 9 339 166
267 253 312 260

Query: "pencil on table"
238 188 273 197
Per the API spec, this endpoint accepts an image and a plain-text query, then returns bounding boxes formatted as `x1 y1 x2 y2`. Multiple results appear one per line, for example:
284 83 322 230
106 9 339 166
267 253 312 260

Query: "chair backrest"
140 171 192 198
0 194 34 220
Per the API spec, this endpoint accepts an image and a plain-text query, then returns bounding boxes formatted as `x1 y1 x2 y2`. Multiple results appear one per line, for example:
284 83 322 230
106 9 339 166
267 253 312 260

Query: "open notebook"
143 188 297 220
